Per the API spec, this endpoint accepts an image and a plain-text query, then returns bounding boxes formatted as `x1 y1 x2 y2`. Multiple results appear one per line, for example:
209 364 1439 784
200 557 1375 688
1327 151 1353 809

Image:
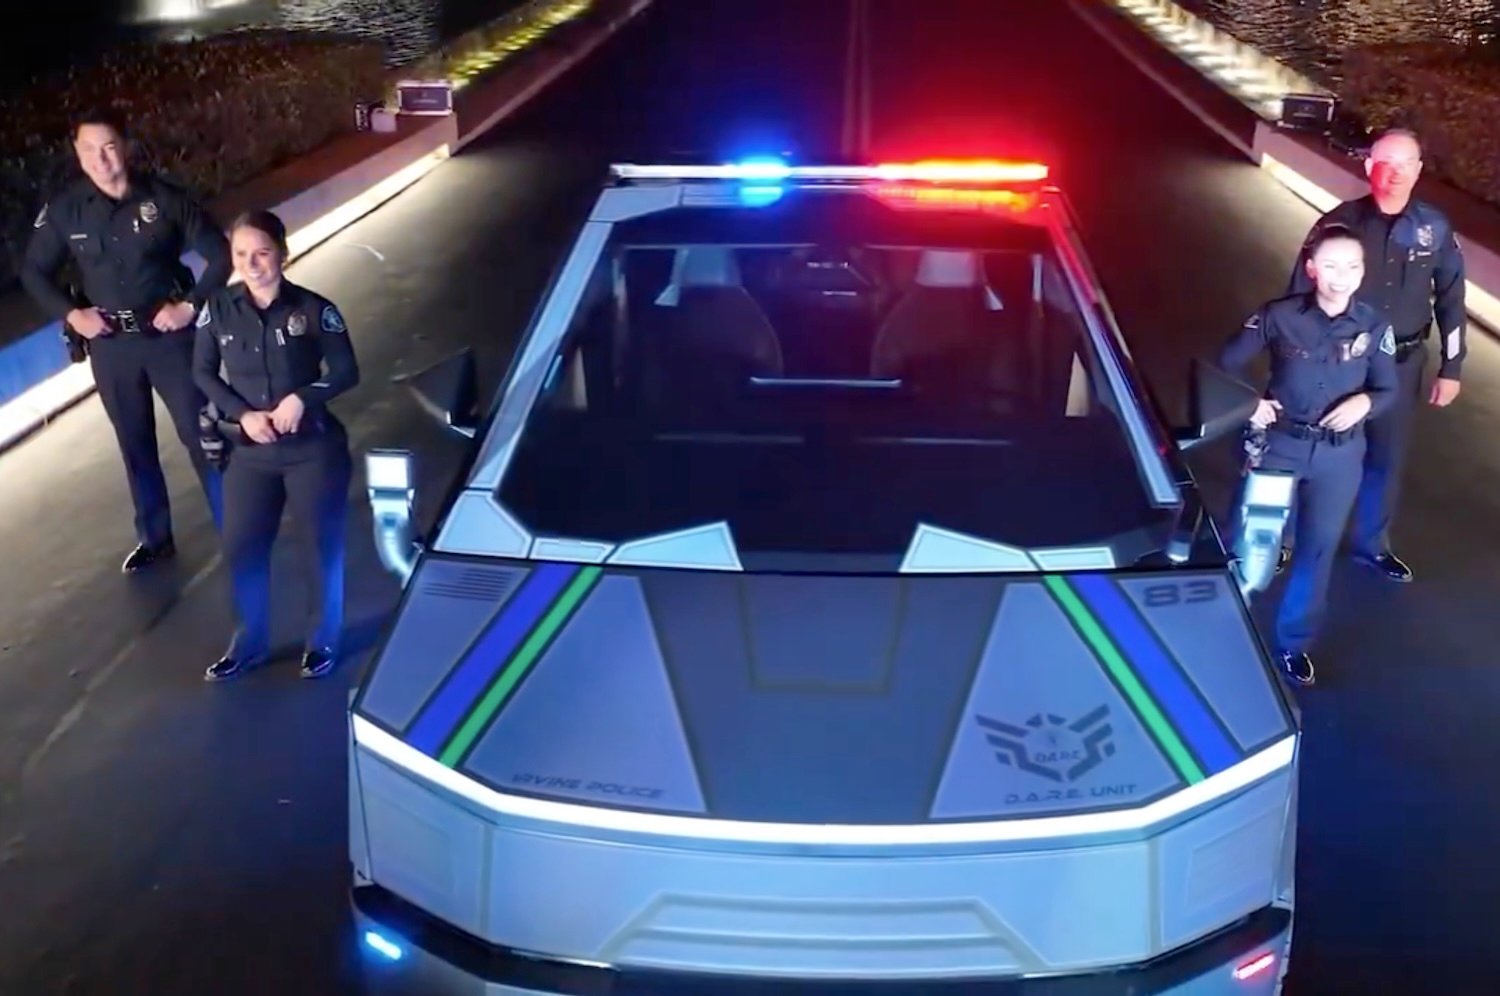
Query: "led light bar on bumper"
352 884 1292 995
354 713 1294 845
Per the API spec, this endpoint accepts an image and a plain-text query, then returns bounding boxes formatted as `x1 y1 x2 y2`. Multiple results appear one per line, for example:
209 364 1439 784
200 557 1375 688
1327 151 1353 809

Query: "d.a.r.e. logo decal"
975 705 1116 783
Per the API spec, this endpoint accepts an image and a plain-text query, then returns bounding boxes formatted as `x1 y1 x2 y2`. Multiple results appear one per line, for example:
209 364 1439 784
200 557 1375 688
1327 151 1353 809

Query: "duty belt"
240 411 333 445
1394 334 1426 362
102 309 155 336
1271 421 1362 445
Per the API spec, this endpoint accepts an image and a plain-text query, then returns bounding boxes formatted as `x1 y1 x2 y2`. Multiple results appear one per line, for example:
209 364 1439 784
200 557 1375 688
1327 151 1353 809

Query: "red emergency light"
1232 952 1277 981
871 160 1049 183
871 183 1044 217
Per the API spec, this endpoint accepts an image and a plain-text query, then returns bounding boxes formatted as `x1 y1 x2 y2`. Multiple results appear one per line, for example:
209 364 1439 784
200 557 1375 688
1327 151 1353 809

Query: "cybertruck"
350 158 1300 994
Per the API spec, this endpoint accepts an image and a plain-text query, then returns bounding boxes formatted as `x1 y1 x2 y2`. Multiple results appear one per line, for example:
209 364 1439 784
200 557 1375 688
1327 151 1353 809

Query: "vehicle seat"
643 247 784 417
869 250 1011 396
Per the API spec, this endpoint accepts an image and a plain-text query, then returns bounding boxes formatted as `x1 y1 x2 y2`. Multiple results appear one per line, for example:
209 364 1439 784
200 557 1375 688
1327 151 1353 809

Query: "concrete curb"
0 0 653 455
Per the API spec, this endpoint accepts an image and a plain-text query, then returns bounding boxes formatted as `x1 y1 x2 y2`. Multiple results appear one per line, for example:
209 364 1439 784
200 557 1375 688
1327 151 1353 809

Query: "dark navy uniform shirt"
21 173 231 320
1287 195 1466 378
1221 294 1398 426
192 281 359 421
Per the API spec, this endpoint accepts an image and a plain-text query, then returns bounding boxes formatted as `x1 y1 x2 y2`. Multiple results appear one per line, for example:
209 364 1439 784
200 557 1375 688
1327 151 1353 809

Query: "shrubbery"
1343 42 1500 207
0 32 385 292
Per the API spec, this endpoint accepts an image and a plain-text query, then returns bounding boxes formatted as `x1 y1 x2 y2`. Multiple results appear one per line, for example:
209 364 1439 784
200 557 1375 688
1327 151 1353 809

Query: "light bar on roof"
612 159 1050 184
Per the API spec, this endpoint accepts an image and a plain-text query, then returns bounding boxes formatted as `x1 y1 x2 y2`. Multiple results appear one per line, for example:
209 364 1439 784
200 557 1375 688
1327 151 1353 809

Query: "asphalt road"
2 0 1499 993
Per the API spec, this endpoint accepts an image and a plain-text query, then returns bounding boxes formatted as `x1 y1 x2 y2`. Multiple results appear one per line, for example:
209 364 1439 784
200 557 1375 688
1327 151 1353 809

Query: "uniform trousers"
222 418 350 661
90 331 223 544
1349 344 1427 557
1245 427 1366 654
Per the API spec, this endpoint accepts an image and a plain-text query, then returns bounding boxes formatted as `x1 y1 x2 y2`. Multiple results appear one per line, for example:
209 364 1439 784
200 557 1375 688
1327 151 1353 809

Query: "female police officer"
1221 224 1396 687
193 210 359 681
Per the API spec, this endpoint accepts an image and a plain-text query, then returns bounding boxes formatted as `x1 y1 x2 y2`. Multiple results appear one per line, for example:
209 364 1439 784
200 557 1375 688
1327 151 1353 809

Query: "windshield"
495 201 1172 571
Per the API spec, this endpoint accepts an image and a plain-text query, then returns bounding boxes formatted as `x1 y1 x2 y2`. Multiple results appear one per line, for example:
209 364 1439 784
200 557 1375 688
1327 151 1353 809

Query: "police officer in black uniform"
1288 128 1465 584
21 109 229 572
1224 225 1398 686
193 210 359 681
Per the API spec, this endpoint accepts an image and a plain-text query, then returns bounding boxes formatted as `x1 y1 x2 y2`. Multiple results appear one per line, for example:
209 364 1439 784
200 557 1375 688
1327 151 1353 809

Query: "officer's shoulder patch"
1417 202 1451 233
32 203 48 229
196 302 212 329
320 304 347 334
1379 326 1396 355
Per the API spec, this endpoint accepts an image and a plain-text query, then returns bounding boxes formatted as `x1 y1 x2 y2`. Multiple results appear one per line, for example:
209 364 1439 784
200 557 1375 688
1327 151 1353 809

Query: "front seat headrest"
914 249 1003 310
655 247 744 307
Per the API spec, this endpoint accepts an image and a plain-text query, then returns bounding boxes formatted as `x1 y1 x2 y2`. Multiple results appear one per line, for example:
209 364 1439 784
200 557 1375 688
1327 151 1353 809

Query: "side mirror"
366 448 421 586
395 348 478 439
1233 468 1296 598
1165 489 1203 565
1176 358 1263 451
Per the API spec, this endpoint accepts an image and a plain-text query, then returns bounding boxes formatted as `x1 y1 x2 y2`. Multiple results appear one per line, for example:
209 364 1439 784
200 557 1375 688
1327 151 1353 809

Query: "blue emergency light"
362 929 405 961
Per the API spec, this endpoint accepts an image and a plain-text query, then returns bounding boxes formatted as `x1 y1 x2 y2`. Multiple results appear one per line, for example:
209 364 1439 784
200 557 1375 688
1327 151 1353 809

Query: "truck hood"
354 557 1293 825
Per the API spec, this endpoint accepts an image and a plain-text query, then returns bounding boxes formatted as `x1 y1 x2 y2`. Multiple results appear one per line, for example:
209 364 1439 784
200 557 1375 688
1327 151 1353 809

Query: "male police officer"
20 110 230 573
1288 128 1464 583
1226 225 1397 686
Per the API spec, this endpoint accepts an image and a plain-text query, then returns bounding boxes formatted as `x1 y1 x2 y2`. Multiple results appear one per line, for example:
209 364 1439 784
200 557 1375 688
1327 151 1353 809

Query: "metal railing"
1105 0 1329 120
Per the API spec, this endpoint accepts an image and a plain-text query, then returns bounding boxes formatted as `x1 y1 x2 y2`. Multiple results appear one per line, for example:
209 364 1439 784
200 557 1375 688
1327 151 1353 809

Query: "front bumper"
352 885 1291 996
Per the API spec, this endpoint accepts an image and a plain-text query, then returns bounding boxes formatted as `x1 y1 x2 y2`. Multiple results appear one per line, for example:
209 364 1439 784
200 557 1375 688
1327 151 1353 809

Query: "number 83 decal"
1141 581 1219 606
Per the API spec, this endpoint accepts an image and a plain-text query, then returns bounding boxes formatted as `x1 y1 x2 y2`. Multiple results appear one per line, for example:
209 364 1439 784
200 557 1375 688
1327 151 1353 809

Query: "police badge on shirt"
1409 222 1437 263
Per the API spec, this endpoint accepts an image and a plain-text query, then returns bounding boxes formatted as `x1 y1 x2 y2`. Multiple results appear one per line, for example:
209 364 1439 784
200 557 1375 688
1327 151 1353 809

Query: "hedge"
1343 42 1500 208
0 32 386 293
